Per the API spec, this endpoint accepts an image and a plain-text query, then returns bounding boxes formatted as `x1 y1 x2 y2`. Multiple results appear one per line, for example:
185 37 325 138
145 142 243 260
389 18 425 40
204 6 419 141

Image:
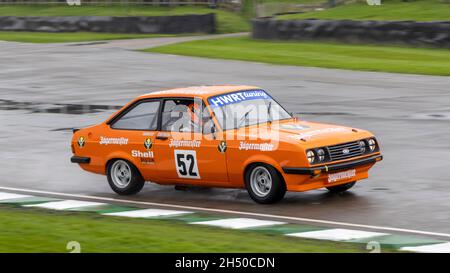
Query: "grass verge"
278 0 450 21
146 36 450 76
0 205 366 253
0 5 250 34
0 32 174 43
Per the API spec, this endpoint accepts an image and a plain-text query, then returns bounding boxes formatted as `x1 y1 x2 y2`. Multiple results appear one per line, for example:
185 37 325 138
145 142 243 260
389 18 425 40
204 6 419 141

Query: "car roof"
138 85 261 100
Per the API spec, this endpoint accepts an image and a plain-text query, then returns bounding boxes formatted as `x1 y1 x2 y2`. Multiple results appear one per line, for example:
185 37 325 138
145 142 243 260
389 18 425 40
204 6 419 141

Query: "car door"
106 99 161 180
153 98 229 185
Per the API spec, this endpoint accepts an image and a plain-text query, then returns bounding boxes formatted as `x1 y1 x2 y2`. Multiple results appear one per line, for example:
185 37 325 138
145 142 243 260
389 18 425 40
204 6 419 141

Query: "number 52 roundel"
174 150 200 179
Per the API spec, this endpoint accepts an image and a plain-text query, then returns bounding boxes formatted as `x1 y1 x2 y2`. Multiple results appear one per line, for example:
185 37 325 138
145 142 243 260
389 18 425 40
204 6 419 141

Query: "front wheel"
326 181 356 193
245 164 286 204
107 159 145 195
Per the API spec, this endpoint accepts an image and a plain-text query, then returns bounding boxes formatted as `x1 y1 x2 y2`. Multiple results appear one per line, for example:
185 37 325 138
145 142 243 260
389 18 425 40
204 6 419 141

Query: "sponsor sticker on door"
328 169 356 183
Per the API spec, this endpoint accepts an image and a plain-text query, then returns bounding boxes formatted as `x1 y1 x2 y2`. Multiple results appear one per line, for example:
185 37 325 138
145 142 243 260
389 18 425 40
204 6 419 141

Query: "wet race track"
1 37 450 235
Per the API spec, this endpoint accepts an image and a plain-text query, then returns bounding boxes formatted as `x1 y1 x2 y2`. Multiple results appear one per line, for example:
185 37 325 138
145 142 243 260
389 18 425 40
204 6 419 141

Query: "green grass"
278 0 450 21
146 36 450 76
0 31 175 43
0 5 250 34
0 205 366 253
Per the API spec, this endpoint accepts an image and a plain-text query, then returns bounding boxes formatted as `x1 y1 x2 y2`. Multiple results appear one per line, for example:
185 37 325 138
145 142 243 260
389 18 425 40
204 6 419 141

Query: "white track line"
191 218 285 229
103 208 192 218
1 186 450 239
400 242 450 253
25 200 106 210
287 228 388 241
0 192 31 201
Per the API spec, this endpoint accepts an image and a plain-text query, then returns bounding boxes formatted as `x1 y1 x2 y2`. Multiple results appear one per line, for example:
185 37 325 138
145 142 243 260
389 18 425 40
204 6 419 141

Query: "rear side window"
111 100 160 130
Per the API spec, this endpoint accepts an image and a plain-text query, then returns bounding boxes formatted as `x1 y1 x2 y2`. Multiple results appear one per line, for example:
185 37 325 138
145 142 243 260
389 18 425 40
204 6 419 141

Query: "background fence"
0 0 232 5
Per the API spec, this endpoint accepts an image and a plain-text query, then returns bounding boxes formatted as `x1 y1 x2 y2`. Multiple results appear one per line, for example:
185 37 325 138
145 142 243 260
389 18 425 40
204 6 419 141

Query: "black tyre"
245 163 286 204
107 159 145 195
326 181 356 193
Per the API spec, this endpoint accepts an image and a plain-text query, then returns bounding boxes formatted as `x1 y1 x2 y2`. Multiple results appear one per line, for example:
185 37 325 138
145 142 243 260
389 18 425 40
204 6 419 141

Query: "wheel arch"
242 156 287 188
105 156 144 179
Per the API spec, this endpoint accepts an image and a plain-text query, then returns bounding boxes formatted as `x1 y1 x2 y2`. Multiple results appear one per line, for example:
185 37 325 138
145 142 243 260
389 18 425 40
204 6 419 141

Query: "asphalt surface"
1 36 450 234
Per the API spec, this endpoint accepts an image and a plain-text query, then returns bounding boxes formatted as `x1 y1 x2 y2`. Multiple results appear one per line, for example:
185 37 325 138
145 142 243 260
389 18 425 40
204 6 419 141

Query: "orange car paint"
71 85 382 192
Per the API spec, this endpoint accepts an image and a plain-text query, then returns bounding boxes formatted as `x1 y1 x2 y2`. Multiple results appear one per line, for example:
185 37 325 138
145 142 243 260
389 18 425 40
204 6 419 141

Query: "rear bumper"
282 155 382 176
70 156 91 164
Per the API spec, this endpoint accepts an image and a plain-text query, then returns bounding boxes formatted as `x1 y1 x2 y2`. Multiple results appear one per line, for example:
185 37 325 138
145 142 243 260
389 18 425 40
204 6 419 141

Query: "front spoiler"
282 155 382 176
71 156 91 164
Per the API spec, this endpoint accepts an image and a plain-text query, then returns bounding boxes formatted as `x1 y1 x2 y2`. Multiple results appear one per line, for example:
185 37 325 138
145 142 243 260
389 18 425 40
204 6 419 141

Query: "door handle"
156 135 169 140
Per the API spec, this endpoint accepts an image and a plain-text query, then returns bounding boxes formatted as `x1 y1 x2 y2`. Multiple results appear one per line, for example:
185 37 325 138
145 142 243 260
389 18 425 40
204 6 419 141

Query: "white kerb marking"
0 192 32 201
2 185 450 239
103 208 192 218
400 242 450 253
287 228 388 241
25 200 105 210
191 218 285 229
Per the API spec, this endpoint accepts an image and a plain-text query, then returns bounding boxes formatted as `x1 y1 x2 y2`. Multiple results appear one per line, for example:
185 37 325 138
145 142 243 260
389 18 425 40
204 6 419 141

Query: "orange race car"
71 85 382 204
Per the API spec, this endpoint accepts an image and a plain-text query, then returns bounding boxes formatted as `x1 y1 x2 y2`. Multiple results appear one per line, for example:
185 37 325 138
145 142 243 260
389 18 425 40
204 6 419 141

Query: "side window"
161 98 203 133
111 100 160 130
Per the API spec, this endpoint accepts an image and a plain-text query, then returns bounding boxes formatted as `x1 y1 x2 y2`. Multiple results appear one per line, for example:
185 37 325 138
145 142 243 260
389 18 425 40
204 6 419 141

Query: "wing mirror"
291 112 301 120
210 123 217 140
203 118 217 140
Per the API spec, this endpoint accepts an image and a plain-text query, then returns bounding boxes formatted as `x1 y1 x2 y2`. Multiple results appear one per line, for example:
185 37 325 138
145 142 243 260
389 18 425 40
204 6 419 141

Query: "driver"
188 102 201 125
170 103 202 133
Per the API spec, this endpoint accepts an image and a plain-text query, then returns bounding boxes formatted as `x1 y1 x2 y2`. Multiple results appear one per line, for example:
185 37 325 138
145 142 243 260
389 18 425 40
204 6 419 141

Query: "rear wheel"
107 159 145 195
326 181 356 193
245 164 286 204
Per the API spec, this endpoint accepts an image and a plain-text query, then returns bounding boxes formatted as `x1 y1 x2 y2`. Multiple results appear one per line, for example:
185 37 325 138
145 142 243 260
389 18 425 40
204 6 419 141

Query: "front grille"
327 141 364 161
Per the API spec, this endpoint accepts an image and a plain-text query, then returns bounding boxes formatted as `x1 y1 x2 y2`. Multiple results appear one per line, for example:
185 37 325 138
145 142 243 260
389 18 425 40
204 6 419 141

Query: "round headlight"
368 138 376 151
358 140 366 153
307 150 315 164
317 149 325 162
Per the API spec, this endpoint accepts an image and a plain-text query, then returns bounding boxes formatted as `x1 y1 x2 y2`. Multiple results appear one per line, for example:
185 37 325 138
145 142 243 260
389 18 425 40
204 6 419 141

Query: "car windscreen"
207 90 291 131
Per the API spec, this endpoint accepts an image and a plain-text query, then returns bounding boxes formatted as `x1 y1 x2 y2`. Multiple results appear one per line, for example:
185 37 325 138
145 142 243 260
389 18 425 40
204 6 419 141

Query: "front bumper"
70 156 91 164
282 154 382 176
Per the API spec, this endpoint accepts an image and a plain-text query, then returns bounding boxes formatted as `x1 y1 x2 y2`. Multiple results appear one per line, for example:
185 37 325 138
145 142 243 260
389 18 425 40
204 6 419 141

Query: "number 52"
174 150 200 179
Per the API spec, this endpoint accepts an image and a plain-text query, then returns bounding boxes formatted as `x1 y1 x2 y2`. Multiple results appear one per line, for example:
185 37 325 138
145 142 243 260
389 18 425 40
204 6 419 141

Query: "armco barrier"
0 14 215 34
252 18 450 48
